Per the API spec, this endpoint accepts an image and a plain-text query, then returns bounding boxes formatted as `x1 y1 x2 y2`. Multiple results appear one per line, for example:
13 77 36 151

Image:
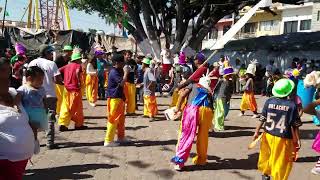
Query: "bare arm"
303 99 320 115
253 121 264 140
175 88 191 111
54 74 64 85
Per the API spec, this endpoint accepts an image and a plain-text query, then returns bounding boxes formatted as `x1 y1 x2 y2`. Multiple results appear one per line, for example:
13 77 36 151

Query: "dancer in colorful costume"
240 60 259 118
213 66 234 131
171 71 214 171
58 48 87 131
104 54 127 147
254 78 302 180
142 58 158 120
86 56 98 107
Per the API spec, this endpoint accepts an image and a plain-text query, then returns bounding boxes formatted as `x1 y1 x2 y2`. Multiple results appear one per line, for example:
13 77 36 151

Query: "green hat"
63 45 73 51
142 58 151 65
71 52 82 61
272 78 295 98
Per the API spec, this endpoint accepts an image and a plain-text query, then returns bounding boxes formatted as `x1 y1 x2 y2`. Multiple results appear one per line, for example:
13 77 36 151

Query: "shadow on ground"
84 116 107 120
126 126 148 131
210 131 254 138
24 164 119 180
183 153 258 171
56 141 104 149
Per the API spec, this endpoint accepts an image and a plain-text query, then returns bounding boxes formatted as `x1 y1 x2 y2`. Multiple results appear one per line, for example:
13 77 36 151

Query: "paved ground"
24 95 320 180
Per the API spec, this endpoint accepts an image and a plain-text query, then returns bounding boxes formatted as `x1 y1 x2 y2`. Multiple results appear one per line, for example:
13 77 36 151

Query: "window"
284 21 298 33
300 19 311 31
242 23 257 33
223 25 231 34
260 20 274 31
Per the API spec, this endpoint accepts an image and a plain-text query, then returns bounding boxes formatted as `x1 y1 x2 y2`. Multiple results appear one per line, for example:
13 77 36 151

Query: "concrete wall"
311 3 320 32
280 5 313 33
207 50 320 72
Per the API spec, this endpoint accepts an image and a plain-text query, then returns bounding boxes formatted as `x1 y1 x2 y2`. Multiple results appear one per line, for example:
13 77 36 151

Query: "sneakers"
262 175 270 180
117 138 131 144
74 125 88 130
59 125 69 132
252 114 260 118
34 140 40 154
104 141 120 147
89 102 96 107
174 164 184 171
311 167 320 175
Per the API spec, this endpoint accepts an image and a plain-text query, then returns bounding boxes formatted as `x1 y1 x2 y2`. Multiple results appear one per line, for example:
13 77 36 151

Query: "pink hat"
178 52 186 65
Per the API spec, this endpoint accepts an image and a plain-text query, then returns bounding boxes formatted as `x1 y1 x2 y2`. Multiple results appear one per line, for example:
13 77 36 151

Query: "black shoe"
262 175 270 180
46 144 58 150
74 125 88 130
59 125 69 132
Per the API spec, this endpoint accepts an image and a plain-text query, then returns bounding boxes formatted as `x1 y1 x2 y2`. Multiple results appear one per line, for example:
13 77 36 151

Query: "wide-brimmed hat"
95 50 105 56
142 58 151 65
224 67 234 76
178 52 186 65
71 52 82 61
272 78 295 98
63 45 73 51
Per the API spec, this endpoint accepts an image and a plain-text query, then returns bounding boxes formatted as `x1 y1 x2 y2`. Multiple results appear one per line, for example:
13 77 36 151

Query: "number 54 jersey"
260 97 302 139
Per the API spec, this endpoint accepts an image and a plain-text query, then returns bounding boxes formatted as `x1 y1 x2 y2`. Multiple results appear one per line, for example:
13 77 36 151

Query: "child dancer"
254 78 302 180
17 66 46 154
86 56 98 107
104 54 127 147
240 60 259 118
142 58 158 120
213 67 234 131
58 48 87 131
171 72 213 170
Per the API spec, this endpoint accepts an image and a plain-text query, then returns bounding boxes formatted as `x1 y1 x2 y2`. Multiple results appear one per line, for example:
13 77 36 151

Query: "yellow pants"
143 95 158 118
86 74 98 104
81 72 86 96
124 82 136 114
55 84 64 115
175 105 213 165
170 89 187 110
58 89 84 127
105 98 125 143
258 133 294 180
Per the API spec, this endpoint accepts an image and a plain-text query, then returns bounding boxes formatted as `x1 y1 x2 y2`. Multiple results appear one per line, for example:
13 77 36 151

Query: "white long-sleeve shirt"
86 63 97 75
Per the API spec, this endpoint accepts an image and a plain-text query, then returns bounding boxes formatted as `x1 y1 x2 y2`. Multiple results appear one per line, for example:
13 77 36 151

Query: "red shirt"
189 66 208 83
59 62 82 91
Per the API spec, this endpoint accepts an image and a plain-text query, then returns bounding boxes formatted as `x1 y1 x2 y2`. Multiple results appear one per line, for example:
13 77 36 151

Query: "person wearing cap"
54 45 73 115
169 52 192 109
142 57 158 120
212 66 234 131
104 54 127 147
28 44 63 149
123 50 137 115
177 52 208 91
171 70 214 171
253 78 302 180
240 61 259 118
58 48 87 131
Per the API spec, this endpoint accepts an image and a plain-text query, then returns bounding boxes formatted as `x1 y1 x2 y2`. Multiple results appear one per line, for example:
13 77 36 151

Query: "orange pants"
105 98 125 143
86 74 98 104
58 89 84 127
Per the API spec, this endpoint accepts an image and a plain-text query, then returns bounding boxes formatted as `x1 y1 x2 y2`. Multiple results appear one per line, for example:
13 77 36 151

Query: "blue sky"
1 0 118 34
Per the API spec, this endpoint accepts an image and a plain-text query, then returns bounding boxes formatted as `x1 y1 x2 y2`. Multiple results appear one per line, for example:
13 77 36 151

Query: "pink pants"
0 159 28 180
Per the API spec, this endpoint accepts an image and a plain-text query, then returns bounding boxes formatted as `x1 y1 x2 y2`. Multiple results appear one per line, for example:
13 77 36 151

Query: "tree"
67 0 302 58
